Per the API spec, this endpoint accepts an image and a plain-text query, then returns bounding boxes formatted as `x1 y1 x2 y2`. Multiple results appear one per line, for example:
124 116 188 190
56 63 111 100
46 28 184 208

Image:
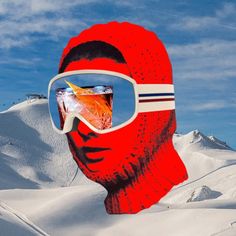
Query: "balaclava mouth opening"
58 21 188 214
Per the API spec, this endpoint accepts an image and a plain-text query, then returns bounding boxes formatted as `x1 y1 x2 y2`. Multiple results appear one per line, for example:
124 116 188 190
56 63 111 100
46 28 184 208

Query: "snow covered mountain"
0 99 236 236
0 99 86 189
173 130 236 183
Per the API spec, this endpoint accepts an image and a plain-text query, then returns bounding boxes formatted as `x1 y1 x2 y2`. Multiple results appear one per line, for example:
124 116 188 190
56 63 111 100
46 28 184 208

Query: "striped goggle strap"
137 84 175 112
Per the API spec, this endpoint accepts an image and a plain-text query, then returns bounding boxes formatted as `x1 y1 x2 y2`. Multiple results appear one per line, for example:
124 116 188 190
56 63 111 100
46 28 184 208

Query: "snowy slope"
0 99 85 189
0 99 236 236
173 130 236 183
0 201 49 236
1 184 236 236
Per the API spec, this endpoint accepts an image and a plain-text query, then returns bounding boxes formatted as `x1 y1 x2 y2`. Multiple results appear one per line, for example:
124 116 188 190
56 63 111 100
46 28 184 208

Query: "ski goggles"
48 70 175 134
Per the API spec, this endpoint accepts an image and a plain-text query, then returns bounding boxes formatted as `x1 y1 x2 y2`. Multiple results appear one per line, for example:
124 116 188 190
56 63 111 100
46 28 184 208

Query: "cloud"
167 38 236 113
0 0 96 16
169 2 236 31
0 0 95 49
191 100 236 111
216 2 236 18
167 39 236 81
171 16 218 31
227 121 236 126
0 57 41 66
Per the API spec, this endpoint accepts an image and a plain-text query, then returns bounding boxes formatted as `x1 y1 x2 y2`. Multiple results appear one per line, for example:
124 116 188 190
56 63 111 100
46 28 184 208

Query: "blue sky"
0 0 235 148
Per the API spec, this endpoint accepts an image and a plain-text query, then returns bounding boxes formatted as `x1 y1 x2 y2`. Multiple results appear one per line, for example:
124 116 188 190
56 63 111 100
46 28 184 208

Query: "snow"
0 201 49 236
1 99 236 235
173 130 236 183
0 99 86 189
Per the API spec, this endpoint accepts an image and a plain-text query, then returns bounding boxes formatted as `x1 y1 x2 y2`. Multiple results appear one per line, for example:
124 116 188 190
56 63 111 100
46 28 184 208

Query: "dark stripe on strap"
139 98 175 103
139 93 174 97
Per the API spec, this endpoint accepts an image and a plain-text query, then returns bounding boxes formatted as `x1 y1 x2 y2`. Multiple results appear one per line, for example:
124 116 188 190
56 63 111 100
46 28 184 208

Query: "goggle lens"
49 73 135 132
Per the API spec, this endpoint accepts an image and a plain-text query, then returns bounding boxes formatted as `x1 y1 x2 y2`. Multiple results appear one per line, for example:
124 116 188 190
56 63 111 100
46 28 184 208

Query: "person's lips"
81 146 111 163
82 146 111 153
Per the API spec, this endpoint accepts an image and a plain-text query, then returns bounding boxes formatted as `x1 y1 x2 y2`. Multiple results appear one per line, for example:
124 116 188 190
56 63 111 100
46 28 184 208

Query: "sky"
0 0 235 148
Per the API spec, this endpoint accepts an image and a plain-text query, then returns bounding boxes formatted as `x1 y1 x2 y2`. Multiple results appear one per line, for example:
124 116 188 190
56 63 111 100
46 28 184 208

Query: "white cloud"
0 0 95 49
0 0 96 16
0 0 160 49
216 3 236 18
0 37 31 49
30 0 64 13
171 16 218 31
170 39 236 113
168 40 236 57
191 100 236 111
170 3 236 31
167 40 236 81
0 57 41 66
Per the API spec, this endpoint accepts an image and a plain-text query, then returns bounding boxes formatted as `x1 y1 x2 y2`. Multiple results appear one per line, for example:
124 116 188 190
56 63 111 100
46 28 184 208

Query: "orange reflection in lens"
56 81 113 130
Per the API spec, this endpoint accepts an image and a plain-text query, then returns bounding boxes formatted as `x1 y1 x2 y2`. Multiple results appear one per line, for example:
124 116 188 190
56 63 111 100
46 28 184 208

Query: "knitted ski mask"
57 22 188 214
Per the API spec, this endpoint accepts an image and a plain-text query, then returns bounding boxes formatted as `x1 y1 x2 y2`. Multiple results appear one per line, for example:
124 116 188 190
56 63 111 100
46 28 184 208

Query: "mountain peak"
174 130 232 151
187 185 222 202
185 129 206 144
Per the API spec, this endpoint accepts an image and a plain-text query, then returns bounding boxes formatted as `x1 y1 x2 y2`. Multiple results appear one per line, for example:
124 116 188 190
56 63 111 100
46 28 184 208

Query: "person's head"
49 22 187 213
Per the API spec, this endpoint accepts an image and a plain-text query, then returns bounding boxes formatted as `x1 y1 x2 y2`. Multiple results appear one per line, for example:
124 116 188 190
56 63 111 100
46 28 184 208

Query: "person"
48 21 188 214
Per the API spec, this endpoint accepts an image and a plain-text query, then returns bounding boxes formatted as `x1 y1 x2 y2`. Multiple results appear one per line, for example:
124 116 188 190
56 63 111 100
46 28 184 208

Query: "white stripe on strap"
137 84 174 94
138 100 175 112
139 95 174 100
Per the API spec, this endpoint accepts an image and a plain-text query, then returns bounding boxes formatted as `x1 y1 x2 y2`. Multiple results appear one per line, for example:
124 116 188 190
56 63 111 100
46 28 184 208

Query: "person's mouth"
67 134 110 172
81 146 111 163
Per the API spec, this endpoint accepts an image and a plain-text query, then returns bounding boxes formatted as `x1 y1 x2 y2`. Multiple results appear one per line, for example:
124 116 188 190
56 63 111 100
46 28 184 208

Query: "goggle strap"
137 84 175 112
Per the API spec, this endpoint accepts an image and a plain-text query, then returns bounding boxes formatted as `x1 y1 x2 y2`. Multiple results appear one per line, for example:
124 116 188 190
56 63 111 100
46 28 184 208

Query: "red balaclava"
58 22 188 214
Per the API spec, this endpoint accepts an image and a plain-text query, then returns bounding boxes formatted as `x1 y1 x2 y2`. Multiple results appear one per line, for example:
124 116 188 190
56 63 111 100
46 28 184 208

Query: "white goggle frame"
48 69 175 134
